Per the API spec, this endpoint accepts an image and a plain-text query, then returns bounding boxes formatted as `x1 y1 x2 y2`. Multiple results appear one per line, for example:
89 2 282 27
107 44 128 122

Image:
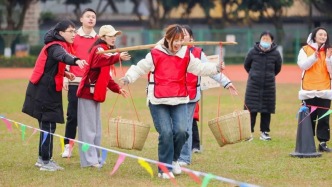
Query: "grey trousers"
77 98 102 167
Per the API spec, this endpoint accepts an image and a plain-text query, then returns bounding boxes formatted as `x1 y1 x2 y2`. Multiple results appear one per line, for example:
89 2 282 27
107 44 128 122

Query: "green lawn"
0 78 331 187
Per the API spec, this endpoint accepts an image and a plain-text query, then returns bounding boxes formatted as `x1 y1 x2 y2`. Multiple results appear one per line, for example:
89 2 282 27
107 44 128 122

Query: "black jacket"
22 29 78 123
244 42 282 113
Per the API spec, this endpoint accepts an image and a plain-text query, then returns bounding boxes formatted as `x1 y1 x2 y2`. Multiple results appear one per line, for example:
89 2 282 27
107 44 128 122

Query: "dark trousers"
250 112 271 133
304 97 331 142
38 121 56 161
192 119 200 149
64 85 78 144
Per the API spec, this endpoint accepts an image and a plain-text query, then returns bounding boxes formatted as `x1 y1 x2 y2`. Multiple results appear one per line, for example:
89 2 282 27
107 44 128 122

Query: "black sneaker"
318 142 332 152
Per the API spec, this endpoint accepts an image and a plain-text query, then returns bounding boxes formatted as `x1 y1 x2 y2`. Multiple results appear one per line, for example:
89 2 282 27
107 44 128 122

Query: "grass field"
0 78 332 187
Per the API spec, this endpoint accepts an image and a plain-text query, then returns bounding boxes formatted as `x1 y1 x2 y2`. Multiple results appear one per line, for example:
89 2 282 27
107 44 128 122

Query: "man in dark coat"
22 19 87 171
244 31 282 141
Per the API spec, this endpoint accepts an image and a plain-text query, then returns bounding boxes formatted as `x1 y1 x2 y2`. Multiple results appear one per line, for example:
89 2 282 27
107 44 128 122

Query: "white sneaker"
61 144 71 158
172 161 182 175
35 157 43 167
40 160 64 171
158 172 175 179
260 132 271 141
192 148 201 153
178 161 188 166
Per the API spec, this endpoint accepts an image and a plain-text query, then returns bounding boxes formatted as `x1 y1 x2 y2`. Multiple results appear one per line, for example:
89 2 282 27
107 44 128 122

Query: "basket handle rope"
215 42 251 143
107 53 140 149
216 42 228 144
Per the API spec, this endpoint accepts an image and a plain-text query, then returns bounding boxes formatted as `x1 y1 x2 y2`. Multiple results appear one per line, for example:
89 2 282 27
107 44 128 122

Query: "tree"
239 0 294 45
0 0 38 56
62 0 91 19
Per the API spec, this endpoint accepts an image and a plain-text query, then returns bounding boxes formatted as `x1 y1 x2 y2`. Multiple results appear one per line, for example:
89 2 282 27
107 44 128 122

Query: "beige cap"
98 25 122 37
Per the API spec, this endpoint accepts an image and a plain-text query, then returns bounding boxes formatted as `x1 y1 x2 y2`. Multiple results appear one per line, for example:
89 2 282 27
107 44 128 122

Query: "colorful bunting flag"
1 118 13 132
82 143 90 152
202 173 215 187
110 154 126 176
101 149 108 166
60 137 65 152
316 109 332 121
138 158 153 178
157 163 177 185
20 124 26 141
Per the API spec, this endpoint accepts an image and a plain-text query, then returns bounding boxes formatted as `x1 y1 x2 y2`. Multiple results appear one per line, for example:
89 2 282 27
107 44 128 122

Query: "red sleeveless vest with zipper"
186 47 202 100
30 41 72 91
150 48 190 98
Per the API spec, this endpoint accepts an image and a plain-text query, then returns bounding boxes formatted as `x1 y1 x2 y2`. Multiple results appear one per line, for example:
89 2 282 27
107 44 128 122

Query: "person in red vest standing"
120 24 223 179
22 19 87 171
178 25 238 166
76 25 130 168
62 8 98 158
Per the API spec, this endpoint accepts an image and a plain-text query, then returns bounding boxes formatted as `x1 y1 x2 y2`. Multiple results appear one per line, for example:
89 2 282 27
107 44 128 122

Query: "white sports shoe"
178 161 188 166
260 132 271 141
172 161 182 175
61 144 71 158
158 172 175 179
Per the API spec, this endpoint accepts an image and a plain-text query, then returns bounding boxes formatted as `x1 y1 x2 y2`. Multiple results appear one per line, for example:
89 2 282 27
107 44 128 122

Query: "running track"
0 65 302 84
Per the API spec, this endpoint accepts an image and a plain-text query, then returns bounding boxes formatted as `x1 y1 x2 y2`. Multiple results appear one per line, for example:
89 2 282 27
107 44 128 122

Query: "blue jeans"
179 102 196 164
149 102 188 173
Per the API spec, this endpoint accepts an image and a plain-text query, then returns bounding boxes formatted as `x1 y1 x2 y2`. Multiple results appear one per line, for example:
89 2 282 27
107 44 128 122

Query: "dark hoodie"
243 42 282 113
22 28 78 123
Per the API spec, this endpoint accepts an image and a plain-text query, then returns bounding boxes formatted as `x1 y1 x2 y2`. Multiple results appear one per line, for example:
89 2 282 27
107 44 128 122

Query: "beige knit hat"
98 25 122 37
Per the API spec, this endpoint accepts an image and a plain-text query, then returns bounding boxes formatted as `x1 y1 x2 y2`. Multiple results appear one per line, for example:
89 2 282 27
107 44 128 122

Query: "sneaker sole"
259 137 271 141
40 167 57 171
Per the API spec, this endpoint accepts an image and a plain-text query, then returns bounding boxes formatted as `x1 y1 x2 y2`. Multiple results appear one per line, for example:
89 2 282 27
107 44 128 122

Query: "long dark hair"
163 24 184 49
88 38 116 53
310 27 330 50
182 25 193 39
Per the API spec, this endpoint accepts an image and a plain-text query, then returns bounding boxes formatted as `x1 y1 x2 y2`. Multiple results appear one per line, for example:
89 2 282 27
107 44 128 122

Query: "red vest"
186 47 202 100
30 41 73 91
150 48 190 98
77 44 113 102
70 35 98 76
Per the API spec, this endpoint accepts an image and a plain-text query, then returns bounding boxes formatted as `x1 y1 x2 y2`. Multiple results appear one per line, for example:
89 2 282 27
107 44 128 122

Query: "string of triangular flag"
0 115 258 187
297 104 332 125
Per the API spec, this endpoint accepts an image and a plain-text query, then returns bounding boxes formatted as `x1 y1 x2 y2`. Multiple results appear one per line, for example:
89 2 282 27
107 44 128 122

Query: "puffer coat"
244 42 282 113
22 29 78 123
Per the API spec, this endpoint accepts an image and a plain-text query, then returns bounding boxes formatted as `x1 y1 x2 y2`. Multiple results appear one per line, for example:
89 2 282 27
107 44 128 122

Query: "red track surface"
0 65 302 84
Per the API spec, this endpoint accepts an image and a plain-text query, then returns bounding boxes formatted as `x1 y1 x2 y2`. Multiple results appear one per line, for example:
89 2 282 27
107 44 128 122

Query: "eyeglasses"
64 30 77 34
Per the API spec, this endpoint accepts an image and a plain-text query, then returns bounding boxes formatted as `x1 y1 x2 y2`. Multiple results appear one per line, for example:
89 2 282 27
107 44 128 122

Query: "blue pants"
149 103 188 173
179 102 196 164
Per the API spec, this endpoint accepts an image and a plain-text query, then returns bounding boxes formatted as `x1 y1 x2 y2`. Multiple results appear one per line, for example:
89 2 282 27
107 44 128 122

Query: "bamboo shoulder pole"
96 41 237 54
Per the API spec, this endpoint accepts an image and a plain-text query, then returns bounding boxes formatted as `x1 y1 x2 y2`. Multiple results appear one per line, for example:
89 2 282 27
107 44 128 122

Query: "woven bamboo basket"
208 110 251 147
109 117 150 151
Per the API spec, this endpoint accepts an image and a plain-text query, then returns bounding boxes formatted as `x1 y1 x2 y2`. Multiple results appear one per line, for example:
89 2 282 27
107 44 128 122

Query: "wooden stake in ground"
96 41 238 54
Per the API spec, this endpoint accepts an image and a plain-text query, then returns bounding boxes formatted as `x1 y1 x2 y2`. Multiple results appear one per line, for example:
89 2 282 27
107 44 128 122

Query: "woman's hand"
64 71 75 81
227 83 238 95
327 48 332 58
119 89 129 98
119 76 130 85
120 52 131 61
75 59 88 69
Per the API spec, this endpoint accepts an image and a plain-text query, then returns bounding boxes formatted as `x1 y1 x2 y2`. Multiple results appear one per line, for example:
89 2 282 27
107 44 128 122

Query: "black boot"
318 142 332 152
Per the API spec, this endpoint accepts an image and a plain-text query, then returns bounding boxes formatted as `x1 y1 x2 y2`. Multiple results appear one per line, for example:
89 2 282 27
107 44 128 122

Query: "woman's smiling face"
314 29 328 46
